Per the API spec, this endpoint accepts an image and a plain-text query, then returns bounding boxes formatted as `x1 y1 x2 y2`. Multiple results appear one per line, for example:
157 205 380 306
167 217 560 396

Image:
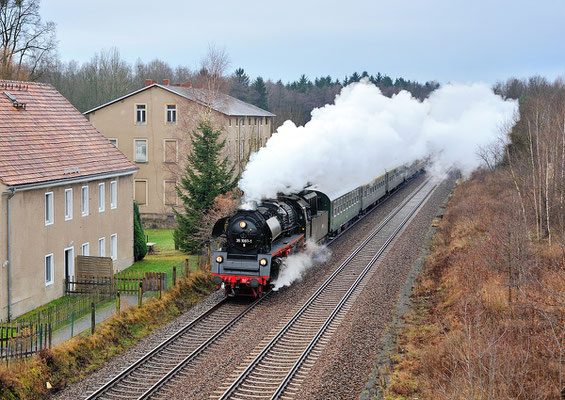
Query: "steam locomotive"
211 162 425 297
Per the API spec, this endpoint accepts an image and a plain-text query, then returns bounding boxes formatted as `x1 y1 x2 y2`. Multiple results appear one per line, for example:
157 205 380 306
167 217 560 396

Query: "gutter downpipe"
6 188 15 321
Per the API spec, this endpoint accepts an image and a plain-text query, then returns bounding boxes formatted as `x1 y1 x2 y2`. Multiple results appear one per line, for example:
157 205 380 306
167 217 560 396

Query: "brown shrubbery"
0 271 214 399
388 170 565 399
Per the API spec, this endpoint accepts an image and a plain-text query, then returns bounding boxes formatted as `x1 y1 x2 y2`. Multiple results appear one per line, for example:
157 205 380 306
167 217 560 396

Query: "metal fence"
0 321 52 364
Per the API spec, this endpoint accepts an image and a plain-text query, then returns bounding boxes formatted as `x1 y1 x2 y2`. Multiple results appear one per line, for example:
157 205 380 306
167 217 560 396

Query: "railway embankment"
0 271 216 399
363 170 564 399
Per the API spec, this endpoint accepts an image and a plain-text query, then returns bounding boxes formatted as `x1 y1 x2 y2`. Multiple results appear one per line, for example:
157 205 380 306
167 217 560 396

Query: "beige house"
0 80 138 320
85 80 275 227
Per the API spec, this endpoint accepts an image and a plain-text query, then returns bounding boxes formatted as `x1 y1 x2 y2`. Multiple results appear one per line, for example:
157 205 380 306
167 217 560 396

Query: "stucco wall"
87 86 273 220
0 175 134 319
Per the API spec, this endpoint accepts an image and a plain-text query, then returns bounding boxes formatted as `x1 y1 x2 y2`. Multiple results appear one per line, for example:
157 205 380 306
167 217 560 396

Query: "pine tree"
174 120 236 253
251 76 269 110
133 201 147 261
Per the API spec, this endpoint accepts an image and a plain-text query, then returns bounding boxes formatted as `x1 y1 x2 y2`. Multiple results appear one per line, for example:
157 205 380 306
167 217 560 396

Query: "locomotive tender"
211 161 424 297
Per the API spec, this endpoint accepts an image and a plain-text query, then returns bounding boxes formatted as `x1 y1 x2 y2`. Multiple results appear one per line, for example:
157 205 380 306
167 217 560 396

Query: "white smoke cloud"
272 242 331 291
239 80 517 201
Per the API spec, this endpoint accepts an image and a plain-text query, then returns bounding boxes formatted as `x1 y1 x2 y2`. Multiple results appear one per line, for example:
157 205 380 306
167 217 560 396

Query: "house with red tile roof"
0 80 138 320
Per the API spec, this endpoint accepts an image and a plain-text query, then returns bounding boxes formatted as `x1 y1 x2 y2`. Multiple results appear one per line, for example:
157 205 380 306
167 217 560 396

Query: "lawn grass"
117 229 197 287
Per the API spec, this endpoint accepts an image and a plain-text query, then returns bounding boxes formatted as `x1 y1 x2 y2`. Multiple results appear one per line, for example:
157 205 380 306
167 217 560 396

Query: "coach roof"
0 80 137 187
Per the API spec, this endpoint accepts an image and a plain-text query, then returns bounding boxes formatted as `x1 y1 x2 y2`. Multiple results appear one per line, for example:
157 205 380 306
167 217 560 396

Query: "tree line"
1 1 439 129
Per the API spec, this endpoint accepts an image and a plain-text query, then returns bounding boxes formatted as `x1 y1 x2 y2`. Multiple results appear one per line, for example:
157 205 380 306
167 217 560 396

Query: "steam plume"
239 80 517 201
272 242 331 290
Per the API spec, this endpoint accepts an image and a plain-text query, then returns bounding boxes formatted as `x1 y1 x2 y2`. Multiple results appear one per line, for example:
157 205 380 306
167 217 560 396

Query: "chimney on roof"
145 79 152 87
163 79 169 86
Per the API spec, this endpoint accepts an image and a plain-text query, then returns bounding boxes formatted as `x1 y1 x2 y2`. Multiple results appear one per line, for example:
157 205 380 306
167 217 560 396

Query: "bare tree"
0 0 56 80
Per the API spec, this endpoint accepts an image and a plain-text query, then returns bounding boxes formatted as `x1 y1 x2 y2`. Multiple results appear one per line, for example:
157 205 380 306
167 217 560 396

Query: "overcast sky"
41 0 565 85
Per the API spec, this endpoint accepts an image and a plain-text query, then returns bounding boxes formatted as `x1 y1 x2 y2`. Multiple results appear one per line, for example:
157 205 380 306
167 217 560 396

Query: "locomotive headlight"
239 221 247 229
259 258 268 266
216 256 224 263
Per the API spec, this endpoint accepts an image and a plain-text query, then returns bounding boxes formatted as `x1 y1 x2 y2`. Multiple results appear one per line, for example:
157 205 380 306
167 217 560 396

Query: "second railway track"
82 174 431 400
214 178 437 400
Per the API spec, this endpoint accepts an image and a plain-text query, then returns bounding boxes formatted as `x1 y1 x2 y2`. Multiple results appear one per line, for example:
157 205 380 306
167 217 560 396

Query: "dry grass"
0 270 214 399
386 170 565 400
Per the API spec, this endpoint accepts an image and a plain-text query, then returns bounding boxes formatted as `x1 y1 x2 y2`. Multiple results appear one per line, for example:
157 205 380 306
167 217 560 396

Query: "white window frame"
134 139 148 162
135 104 147 124
110 180 118 209
81 185 89 216
165 104 177 124
64 188 73 221
98 183 105 213
98 237 106 257
81 242 90 256
228 118 231 127
109 138 118 147
45 253 54 286
163 139 178 163
110 233 117 260
164 180 178 206
45 192 54 226
134 179 149 205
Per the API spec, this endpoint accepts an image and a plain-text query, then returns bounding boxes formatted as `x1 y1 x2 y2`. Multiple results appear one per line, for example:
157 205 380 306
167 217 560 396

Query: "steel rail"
135 291 270 400
217 179 432 400
84 293 268 400
270 182 437 399
133 173 425 400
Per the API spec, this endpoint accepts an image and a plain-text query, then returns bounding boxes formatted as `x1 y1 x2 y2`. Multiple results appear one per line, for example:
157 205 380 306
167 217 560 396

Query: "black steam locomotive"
211 162 424 297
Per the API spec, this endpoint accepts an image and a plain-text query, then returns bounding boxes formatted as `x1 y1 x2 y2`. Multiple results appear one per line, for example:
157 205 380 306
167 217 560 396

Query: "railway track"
83 174 428 400
83 295 266 400
214 178 437 400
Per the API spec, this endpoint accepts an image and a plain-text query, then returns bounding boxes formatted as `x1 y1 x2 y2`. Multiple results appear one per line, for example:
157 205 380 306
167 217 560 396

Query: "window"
135 139 148 162
110 180 118 209
136 104 146 124
248 117 251 125
265 117 269 125
81 242 90 256
98 183 105 212
98 237 105 257
228 119 231 127
164 139 178 163
45 254 54 286
134 180 148 205
166 104 176 124
259 118 263 126
45 192 54 225
110 234 117 260
241 118 245 126
254 117 257 125
81 186 89 216
64 188 73 220
235 118 239 127
164 180 177 205
109 138 118 147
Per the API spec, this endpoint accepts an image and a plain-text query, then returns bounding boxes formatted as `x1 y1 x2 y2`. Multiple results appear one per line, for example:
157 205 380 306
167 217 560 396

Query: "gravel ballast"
52 173 446 400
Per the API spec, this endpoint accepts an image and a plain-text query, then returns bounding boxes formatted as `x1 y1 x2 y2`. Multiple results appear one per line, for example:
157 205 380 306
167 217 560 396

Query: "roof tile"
0 80 137 186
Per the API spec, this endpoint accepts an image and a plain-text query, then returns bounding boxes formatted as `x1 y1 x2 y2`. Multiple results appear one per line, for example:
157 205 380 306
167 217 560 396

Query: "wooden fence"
114 271 166 294
0 321 52 363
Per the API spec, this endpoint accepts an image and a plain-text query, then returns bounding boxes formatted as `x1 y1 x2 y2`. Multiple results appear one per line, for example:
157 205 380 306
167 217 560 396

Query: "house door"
64 247 75 281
